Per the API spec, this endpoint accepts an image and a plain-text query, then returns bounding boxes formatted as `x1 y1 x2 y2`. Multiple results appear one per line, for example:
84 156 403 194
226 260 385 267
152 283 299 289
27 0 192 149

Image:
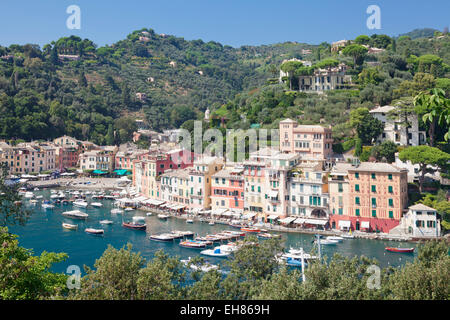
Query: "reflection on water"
8 190 416 274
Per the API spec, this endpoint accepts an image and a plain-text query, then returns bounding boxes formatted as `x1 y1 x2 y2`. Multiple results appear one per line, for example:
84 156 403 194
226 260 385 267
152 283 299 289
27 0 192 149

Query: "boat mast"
300 247 306 282
316 234 321 261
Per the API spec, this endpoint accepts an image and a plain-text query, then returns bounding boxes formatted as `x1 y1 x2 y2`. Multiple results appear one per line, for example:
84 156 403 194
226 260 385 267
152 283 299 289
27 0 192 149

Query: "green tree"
105 124 114 145
399 146 450 192
386 240 449 299
280 60 303 90
370 140 398 163
414 88 450 145
349 107 384 144
0 227 68 299
0 163 31 226
69 244 145 300
342 44 368 67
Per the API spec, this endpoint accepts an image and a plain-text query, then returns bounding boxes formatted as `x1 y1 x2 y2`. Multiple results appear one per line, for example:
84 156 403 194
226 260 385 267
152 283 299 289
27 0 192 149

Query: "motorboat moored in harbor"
200 247 231 258
91 202 103 208
99 220 114 225
85 228 104 235
149 233 176 242
179 240 208 249
385 247 414 253
62 210 89 220
122 222 147 231
62 223 78 230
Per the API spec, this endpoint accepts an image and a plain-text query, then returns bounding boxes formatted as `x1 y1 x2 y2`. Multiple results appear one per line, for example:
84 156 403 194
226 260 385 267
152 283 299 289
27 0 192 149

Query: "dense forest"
0 28 449 147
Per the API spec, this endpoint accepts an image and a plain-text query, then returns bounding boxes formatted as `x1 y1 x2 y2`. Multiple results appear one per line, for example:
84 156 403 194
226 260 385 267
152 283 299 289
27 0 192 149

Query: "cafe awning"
361 221 370 229
279 217 296 224
303 218 328 226
267 214 279 220
294 218 305 224
93 170 107 174
339 220 351 229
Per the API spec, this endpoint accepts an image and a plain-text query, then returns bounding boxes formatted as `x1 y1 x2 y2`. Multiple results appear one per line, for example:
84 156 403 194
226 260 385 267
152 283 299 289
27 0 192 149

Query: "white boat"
124 207 134 211
42 203 55 209
186 219 194 224
33 187 39 191
100 220 114 225
314 239 338 245
50 194 59 199
73 200 88 208
149 233 176 242
181 257 219 272
62 223 78 230
111 208 124 214
62 210 88 219
326 236 344 242
208 221 215 226
29 199 39 204
158 214 169 220
91 202 103 207
36 195 43 199
342 233 355 239
24 192 35 199
201 247 231 258
146 212 153 216
85 228 104 235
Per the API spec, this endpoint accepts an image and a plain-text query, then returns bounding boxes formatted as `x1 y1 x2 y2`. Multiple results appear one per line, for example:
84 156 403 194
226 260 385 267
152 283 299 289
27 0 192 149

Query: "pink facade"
279 119 333 160
211 171 244 210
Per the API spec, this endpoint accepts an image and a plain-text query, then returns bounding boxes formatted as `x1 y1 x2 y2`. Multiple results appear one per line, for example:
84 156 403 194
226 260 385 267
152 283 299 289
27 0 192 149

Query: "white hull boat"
62 223 78 230
91 202 103 207
73 200 88 208
326 236 344 242
100 220 114 225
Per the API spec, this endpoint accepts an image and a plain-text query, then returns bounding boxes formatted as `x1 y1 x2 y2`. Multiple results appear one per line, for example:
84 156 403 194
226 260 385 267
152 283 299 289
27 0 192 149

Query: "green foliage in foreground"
61 237 448 300
1 230 449 300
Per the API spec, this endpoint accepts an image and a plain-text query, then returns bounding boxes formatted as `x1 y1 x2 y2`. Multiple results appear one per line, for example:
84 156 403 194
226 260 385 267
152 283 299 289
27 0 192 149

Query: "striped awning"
279 217 296 224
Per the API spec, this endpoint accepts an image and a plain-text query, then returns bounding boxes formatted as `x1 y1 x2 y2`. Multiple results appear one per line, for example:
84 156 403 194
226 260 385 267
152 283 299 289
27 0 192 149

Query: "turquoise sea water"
8 190 417 275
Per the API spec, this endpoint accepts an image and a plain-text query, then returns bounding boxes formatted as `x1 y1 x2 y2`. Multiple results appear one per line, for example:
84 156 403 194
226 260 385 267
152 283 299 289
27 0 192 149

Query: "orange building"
211 166 245 213
329 162 408 233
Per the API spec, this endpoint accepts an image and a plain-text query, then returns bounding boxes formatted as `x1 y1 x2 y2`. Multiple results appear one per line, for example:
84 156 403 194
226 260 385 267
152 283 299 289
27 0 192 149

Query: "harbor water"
8 190 417 274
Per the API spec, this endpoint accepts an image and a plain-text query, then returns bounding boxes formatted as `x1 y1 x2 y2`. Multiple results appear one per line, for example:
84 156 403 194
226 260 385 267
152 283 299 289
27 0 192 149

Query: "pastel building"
160 168 191 208
369 105 426 146
187 156 224 210
279 119 333 160
132 148 194 199
287 162 330 221
393 204 441 238
79 148 117 172
211 165 245 214
329 162 408 233
263 153 301 221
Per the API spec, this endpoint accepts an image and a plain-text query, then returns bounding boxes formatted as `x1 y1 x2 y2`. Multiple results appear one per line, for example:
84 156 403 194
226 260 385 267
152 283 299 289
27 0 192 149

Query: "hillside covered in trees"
0 28 449 147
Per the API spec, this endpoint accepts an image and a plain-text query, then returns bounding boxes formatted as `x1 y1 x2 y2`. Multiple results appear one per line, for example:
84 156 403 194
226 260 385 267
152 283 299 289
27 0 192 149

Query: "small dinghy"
85 228 104 235
186 219 194 224
111 209 124 214
158 214 169 220
99 220 113 225
385 247 414 253
62 223 78 230
122 222 146 231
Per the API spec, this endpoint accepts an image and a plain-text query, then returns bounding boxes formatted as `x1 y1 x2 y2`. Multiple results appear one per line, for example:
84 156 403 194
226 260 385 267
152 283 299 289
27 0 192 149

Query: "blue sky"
0 0 448 48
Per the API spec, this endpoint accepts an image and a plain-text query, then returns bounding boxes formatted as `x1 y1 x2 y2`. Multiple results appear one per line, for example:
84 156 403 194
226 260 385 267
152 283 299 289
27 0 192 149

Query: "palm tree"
414 88 450 146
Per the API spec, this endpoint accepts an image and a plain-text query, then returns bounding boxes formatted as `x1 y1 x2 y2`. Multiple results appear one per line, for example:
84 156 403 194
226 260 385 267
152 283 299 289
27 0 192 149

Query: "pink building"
211 167 245 213
279 119 333 160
